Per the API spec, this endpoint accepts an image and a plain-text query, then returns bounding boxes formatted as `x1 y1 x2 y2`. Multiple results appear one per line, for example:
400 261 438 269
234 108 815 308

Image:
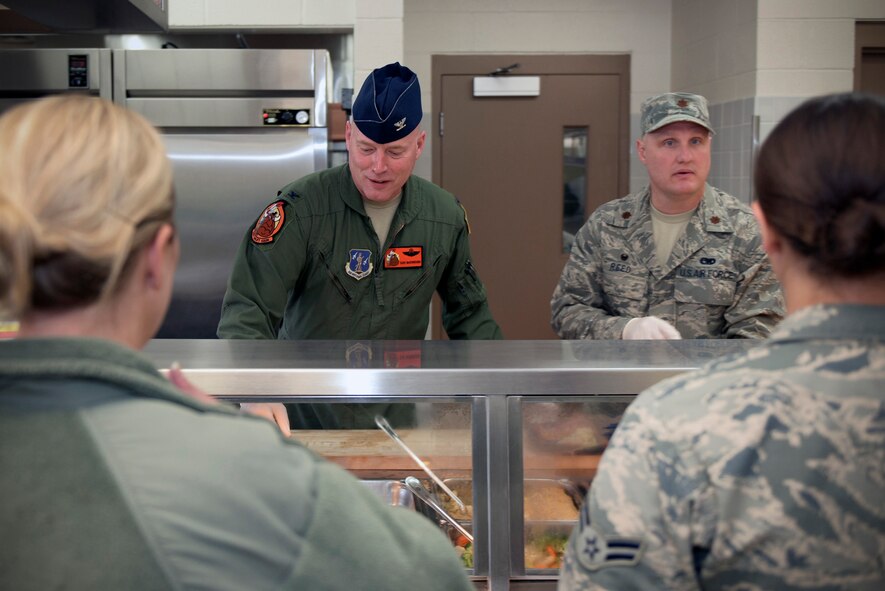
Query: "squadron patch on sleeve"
251 201 286 244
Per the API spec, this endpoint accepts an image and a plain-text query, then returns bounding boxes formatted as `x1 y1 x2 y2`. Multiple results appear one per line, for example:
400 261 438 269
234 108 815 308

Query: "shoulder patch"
573 506 645 572
251 201 286 244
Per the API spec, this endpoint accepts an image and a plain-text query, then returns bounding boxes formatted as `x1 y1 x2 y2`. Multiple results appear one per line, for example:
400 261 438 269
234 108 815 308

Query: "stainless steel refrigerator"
0 48 113 110
114 48 330 337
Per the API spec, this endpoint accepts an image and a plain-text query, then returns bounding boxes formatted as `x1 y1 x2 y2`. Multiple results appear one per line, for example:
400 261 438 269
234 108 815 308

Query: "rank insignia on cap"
573 505 644 572
346 249 373 280
352 62 422 144
251 201 285 244
384 246 423 269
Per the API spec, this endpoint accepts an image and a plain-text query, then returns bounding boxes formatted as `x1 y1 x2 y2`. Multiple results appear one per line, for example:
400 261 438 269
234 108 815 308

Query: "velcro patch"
251 201 285 244
573 505 644 572
384 246 423 269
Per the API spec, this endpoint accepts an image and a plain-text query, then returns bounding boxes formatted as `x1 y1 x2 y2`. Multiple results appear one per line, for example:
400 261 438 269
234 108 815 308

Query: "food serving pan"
360 479 416 509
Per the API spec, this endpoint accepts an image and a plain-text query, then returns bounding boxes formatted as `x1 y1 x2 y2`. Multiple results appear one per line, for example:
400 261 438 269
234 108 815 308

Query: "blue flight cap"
351 62 422 144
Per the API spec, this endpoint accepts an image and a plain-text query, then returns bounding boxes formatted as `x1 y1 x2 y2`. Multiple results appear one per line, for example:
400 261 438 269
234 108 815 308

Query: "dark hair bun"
754 93 885 277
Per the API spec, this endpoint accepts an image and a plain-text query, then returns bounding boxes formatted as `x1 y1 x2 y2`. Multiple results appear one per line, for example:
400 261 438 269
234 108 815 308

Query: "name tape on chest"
384 246 423 269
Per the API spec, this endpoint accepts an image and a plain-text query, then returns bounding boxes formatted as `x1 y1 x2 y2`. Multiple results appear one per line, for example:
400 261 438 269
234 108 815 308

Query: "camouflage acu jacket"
558 304 885 591
551 184 784 339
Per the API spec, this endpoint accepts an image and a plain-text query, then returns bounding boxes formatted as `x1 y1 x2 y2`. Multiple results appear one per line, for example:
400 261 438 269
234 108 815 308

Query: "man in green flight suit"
218 61 501 342
218 62 502 431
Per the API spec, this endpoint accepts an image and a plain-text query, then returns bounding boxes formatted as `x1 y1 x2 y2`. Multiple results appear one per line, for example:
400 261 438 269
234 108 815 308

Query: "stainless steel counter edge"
143 339 754 397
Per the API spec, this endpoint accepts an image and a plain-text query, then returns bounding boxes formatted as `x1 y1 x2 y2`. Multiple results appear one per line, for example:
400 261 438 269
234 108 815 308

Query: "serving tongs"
374 414 466 512
404 476 473 543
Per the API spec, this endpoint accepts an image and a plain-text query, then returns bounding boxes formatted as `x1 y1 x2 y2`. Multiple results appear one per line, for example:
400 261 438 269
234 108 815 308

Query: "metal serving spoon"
374 414 466 512
404 476 473 543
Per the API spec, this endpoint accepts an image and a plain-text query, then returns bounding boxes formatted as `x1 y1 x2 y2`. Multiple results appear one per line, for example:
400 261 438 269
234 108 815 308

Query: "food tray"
360 479 416 509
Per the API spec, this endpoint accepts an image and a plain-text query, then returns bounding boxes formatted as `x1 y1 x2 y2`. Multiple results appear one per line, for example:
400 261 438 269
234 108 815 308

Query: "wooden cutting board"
290 429 600 479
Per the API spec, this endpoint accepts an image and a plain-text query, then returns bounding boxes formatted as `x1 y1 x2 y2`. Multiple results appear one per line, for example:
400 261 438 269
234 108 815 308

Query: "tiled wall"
707 97 755 204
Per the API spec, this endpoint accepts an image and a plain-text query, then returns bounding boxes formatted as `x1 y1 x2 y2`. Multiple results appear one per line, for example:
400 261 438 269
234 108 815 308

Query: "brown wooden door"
855 22 885 96
432 55 629 339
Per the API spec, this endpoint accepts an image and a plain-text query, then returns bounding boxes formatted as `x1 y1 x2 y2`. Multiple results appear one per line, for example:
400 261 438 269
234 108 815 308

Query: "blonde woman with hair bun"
0 94 177 344
0 96 473 591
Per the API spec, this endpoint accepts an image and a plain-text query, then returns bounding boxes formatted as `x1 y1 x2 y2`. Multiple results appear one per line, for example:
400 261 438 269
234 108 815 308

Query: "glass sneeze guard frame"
143 339 754 590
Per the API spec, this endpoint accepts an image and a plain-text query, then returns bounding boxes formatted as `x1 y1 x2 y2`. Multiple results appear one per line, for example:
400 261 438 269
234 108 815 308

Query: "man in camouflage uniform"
558 304 885 590
551 92 783 339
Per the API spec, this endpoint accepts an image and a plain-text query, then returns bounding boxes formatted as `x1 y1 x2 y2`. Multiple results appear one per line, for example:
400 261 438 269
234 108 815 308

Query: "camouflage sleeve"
551 222 630 340
722 229 784 339
558 395 711 591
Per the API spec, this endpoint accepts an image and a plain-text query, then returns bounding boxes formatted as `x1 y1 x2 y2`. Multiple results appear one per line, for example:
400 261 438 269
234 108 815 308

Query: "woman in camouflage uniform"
559 93 885 590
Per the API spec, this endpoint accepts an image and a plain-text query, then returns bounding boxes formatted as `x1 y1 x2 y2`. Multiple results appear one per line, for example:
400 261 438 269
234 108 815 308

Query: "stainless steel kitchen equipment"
405 476 473 542
3 0 169 33
113 48 331 337
377 414 467 511
0 0 167 33
0 48 112 113
143 338 754 590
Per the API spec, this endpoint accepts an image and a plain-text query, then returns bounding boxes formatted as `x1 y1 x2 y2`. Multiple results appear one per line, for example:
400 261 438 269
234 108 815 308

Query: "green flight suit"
218 164 502 341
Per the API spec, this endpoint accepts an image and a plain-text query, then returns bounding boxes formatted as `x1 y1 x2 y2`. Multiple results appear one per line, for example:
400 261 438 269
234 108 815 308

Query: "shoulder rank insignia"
346 248 373 280
457 200 472 234
251 201 285 244
574 506 644 572
384 246 423 269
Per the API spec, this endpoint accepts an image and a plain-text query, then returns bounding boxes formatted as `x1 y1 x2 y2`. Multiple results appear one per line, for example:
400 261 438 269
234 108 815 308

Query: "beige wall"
755 0 885 141
671 0 758 103
354 0 404 91
168 0 885 198
403 0 673 188
671 0 885 203
169 0 355 29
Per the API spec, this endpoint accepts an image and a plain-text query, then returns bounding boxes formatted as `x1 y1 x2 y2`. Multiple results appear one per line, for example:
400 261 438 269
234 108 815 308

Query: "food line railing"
144 339 752 591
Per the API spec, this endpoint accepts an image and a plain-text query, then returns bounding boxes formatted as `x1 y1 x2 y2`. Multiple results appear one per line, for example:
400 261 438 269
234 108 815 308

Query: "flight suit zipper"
403 254 444 299
319 251 352 303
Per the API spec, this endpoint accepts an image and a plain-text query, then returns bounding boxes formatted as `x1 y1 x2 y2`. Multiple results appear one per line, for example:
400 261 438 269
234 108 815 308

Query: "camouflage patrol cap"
351 62 422 144
640 92 714 136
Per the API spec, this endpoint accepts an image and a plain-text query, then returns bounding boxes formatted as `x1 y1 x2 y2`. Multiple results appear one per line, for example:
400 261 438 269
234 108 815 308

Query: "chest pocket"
601 269 648 315
674 274 736 306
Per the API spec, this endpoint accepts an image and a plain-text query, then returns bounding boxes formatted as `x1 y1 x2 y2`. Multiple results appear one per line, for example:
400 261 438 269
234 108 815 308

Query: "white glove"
622 316 682 340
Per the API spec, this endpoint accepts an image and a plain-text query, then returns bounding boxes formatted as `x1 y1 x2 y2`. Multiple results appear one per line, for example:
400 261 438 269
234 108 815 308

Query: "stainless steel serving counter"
143 339 752 397
143 339 754 591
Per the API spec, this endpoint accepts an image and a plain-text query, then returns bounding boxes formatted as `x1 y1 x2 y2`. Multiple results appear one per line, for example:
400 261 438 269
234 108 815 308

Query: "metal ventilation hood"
0 0 167 33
